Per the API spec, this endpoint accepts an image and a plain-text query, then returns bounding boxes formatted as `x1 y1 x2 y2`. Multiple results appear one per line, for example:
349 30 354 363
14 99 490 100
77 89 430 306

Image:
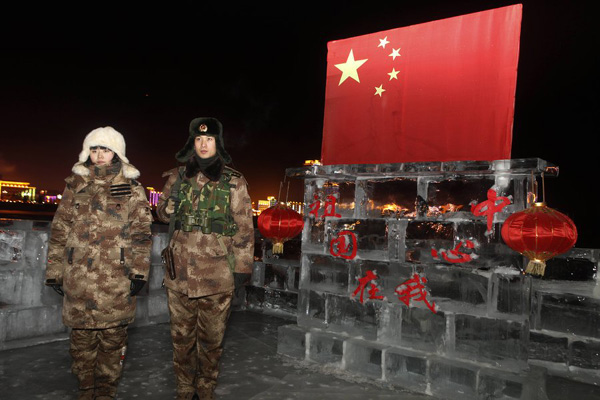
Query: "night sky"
1 1 598 247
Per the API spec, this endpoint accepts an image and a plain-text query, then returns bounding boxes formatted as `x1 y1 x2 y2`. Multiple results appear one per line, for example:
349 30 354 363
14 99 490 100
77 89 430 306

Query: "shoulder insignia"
162 167 181 178
223 166 242 178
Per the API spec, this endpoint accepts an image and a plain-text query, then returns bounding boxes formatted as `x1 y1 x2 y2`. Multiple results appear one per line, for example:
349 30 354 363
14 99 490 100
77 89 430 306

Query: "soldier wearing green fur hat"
157 117 254 400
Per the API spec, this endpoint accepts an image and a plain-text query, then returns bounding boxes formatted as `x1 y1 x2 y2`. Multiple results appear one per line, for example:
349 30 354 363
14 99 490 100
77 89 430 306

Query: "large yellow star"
388 68 400 80
335 50 368 86
374 85 386 97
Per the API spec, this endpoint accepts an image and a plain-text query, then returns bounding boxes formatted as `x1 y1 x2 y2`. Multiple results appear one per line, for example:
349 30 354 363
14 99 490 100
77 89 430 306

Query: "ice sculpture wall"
276 158 600 400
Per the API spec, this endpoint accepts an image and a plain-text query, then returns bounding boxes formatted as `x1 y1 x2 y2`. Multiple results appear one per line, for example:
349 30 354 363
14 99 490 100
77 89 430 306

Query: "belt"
174 220 226 234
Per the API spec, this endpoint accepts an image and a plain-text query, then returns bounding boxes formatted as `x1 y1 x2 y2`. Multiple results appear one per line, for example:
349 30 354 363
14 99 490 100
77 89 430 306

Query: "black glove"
50 284 64 296
233 273 252 289
129 279 146 296
45 279 64 296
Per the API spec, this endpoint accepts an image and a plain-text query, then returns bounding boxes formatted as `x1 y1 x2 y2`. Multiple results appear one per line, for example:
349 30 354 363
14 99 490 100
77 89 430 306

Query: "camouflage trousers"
69 326 128 400
167 288 233 400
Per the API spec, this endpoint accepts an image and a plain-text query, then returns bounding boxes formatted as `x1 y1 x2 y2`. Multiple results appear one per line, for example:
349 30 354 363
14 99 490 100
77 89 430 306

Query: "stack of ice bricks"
527 247 600 397
245 227 302 317
277 159 599 399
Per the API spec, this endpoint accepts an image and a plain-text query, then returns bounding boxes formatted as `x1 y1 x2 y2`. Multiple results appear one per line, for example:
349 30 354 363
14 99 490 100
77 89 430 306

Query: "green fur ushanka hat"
175 117 232 164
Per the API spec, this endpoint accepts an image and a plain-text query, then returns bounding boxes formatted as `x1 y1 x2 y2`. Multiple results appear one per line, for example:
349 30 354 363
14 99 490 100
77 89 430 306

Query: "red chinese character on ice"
352 270 384 304
431 239 479 264
308 194 321 218
322 195 342 218
330 230 357 259
395 273 437 313
470 188 511 235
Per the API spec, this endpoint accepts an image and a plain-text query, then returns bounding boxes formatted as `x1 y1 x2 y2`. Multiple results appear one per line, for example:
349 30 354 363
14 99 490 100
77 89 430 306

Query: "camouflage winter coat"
156 167 254 298
46 163 153 329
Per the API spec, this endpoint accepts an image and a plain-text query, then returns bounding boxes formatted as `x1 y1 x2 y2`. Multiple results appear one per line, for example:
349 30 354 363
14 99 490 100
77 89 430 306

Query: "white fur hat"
72 126 140 179
78 126 129 164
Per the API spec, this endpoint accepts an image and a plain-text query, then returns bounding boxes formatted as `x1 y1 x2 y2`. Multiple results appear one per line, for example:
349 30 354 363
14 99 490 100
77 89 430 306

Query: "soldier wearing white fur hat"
45 126 153 399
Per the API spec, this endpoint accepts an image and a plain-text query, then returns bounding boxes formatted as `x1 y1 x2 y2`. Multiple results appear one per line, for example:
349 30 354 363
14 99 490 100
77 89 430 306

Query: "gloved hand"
233 273 252 289
130 279 146 296
50 284 64 296
45 278 64 296
165 198 179 215
165 199 175 215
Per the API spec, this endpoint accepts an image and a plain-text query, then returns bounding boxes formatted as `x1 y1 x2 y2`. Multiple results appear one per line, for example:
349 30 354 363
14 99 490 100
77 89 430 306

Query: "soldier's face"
194 135 217 159
89 147 115 165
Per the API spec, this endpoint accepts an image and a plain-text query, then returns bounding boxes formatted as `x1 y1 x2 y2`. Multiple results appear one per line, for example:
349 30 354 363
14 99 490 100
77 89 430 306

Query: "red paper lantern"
501 202 577 276
258 203 304 254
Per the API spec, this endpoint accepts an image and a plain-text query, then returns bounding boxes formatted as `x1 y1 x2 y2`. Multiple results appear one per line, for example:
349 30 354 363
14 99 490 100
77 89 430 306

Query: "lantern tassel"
525 259 547 276
272 242 284 254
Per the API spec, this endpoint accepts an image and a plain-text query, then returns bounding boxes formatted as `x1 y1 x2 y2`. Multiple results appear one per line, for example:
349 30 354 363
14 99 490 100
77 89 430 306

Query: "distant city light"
0 180 36 202
147 187 162 207
303 159 321 166
254 196 304 216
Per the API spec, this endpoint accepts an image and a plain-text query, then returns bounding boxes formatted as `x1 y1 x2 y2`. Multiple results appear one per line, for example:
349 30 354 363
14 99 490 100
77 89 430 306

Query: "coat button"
116 204 121 210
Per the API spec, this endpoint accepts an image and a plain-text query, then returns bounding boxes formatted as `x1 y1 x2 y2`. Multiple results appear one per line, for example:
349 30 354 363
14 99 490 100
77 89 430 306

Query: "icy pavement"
0 310 432 399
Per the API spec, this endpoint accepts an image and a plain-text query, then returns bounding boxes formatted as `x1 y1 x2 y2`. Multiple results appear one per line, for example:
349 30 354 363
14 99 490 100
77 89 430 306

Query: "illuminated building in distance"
147 187 162 207
0 180 36 202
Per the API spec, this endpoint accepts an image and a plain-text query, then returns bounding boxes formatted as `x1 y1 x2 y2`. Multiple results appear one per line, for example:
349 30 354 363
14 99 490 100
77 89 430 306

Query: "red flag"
321 5 522 165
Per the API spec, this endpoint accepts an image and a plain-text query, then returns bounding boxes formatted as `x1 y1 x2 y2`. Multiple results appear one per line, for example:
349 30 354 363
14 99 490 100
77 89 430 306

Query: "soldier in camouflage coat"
45 126 153 400
157 117 254 400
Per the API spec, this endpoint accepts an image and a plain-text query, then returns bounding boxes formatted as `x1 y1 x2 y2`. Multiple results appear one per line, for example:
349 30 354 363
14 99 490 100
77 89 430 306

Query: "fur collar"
72 161 140 179
202 157 224 182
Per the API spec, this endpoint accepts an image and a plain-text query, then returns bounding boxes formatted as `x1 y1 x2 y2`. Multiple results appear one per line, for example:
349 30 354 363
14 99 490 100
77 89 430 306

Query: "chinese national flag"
321 4 522 165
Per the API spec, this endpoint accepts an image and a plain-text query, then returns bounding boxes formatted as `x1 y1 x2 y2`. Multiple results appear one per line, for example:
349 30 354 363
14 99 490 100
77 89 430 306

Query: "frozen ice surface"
493 272 531 315
286 158 558 179
303 219 326 253
0 230 25 262
384 349 428 393
535 291 600 338
343 338 386 378
425 266 489 306
245 287 298 315
477 373 523 399
528 331 569 363
297 289 327 330
326 294 379 340
278 324 307 360
307 330 345 364
429 359 478 397
0 311 431 400
543 256 597 281
454 314 528 367
264 263 291 290
398 307 446 352
305 254 350 294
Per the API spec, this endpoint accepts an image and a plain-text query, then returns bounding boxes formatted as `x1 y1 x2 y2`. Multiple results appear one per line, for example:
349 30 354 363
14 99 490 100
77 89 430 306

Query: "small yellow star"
335 49 368 86
378 36 390 49
388 68 400 80
389 48 401 60
374 85 386 97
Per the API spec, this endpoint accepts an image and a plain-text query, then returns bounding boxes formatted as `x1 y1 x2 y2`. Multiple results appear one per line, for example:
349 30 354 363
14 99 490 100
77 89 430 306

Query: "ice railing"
286 158 558 179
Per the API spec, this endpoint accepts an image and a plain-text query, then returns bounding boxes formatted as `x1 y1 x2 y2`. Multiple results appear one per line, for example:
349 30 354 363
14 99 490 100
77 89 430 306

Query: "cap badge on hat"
199 124 208 133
